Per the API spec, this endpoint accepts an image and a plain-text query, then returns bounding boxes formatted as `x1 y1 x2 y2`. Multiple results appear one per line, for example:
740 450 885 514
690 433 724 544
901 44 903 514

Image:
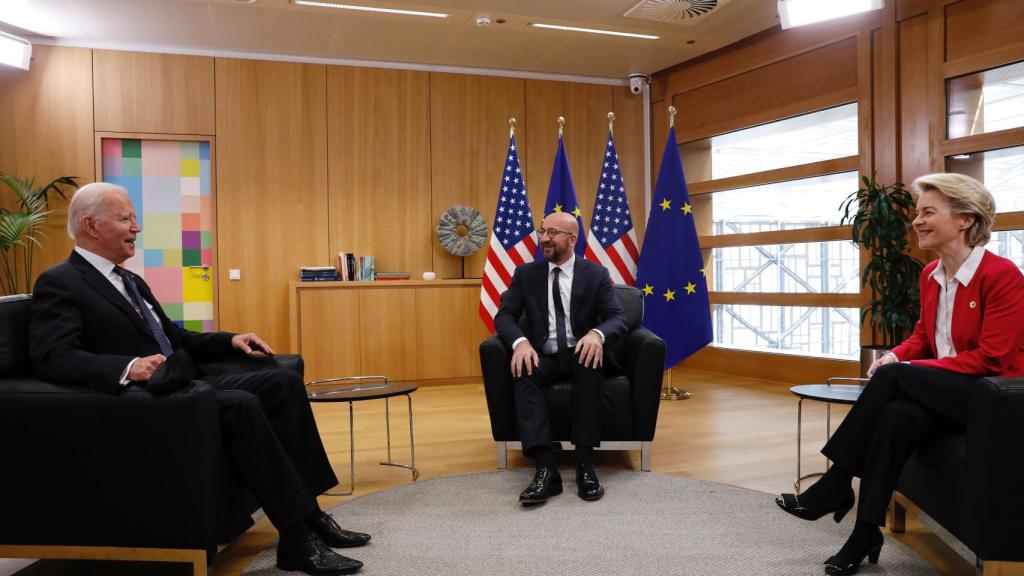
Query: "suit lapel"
534 261 549 335
69 251 154 336
570 258 585 328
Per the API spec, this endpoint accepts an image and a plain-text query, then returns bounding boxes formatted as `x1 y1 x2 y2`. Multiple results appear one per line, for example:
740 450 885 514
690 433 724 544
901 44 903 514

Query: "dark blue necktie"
114 267 174 357
551 267 572 366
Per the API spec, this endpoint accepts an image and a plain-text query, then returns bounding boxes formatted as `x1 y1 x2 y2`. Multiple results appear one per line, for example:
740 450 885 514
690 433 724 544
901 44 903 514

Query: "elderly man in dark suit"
29 182 367 576
494 211 628 505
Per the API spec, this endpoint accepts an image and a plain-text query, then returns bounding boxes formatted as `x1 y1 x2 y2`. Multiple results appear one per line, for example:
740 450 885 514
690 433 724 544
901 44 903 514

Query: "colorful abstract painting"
102 138 214 332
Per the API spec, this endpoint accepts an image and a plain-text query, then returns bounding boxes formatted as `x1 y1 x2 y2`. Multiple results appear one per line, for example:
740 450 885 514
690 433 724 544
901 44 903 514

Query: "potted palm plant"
0 173 79 295
840 174 924 376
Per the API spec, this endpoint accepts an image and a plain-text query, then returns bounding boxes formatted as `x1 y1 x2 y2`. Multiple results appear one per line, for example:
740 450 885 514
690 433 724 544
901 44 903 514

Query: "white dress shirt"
75 246 159 384
929 245 986 359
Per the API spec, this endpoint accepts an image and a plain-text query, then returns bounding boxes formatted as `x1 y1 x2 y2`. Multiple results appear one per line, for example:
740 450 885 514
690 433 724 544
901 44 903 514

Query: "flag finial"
509 117 517 138
557 116 565 137
607 112 616 135
668 106 677 128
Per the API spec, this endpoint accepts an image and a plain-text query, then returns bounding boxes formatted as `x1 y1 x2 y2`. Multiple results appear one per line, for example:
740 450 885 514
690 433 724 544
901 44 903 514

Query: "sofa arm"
0 380 227 550
197 353 304 378
480 335 516 441
967 376 1024 561
622 326 665 440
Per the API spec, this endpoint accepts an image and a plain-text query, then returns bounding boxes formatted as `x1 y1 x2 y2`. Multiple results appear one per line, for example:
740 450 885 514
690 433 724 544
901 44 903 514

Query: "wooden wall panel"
672 38 859 143
945 0 1024 64
328 67 431 278
899 15 931 184
359 287 417 380
93 50 215 135
429 73 526 280
524 80 614 234
0 45 94 283
299 290 362 381
466 285 489 377
612 86 647 243
415 286 474 379
215 58 328 349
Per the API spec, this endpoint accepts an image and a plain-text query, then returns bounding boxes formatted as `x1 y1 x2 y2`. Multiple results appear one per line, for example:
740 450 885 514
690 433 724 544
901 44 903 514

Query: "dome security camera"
628 73 650 95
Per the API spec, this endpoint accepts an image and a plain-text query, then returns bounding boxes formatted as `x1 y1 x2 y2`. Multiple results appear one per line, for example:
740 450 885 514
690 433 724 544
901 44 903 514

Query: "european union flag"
537 136 586 259
635 126 712 369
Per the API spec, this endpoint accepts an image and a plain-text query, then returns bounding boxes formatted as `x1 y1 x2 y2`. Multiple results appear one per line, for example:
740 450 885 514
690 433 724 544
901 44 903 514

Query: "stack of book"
376 272 411 281
299 266 340 282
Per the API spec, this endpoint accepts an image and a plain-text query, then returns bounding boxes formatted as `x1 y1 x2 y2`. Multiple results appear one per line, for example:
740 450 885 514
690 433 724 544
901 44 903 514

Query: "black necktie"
551 267 572 366
114 267 174 357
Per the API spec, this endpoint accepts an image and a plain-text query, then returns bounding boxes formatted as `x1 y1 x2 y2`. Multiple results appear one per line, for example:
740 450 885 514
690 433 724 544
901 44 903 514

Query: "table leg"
379 393 418 481
795 396 824 493
325 401 355 496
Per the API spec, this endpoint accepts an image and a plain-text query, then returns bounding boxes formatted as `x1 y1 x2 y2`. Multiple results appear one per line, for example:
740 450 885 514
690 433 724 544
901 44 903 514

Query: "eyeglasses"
537 228 575 239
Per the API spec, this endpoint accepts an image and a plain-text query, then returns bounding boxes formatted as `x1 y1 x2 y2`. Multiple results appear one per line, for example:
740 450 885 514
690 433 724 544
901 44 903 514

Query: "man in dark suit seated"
494 211 628 505
29 182 368 576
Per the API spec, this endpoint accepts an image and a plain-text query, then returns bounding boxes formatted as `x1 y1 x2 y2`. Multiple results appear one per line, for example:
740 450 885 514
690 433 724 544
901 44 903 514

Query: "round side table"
790 378 866 493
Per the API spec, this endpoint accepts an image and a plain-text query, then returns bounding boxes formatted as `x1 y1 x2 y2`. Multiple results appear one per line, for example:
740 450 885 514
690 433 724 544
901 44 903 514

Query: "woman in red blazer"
776 173 1024 575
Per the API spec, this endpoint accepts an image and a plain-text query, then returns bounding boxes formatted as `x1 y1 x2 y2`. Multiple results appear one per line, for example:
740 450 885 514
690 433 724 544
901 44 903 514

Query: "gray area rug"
242 470 937 575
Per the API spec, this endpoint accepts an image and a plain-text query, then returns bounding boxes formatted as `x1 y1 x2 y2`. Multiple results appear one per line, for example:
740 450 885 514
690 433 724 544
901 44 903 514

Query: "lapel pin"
969 301 977 309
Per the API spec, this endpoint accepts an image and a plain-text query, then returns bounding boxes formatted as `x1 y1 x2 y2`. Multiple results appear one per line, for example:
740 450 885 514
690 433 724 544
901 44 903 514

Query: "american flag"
479 135 537 333
584 131 639 285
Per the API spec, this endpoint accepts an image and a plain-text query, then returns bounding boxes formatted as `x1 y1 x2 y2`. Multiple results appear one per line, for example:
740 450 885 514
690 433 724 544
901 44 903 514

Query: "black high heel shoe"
824 525 884 575
775 488 855 522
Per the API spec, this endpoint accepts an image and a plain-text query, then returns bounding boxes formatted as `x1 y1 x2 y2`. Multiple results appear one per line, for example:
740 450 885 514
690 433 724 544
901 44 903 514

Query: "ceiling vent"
623 0 730 25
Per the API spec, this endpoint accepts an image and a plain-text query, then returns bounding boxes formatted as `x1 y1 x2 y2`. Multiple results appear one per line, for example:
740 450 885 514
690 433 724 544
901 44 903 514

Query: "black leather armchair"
480 285 665 471
893 376 1024 573
0 294 304 573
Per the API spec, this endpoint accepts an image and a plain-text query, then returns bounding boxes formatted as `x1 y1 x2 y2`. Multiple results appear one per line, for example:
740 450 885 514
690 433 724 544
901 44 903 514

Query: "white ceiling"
0 0 781 80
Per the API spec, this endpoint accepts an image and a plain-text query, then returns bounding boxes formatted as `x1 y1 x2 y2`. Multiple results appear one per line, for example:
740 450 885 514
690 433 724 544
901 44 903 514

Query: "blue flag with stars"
635 126 712 369
537 136 586 259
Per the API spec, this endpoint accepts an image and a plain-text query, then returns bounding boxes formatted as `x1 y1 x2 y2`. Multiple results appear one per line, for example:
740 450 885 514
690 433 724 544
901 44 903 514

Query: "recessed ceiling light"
0 31 31 71
778 0 883 29
293 0 449 18
528 23 659 40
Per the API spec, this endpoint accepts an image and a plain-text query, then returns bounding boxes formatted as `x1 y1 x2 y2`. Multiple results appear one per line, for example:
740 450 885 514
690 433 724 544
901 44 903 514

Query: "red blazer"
892 250 1024 376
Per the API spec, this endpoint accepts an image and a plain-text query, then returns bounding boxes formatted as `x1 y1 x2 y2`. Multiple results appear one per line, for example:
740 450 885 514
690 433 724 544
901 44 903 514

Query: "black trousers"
821 362 975 525
513 352 604 458
206 368 338 530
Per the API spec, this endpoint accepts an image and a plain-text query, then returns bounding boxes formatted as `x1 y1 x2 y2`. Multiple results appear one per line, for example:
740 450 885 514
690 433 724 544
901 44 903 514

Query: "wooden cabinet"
290 280 485 382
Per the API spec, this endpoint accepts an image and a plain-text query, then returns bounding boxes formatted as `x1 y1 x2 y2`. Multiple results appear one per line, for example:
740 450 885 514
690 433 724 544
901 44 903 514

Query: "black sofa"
893 376 1024 572
0 294 303 572
480 285 665 471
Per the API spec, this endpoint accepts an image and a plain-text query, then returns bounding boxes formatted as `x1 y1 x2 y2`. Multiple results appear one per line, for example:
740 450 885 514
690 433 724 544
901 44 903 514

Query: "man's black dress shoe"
519 467 563 504
277 532 363 575
308 510 371 548
576 462 605 501
775 488 855 523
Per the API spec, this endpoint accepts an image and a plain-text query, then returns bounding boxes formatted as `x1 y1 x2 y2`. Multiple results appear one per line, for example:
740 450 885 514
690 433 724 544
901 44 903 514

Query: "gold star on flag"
641 284 654 296
659 198 671 211
685 282 697 294
700 265 709 277
553 204 563 213
681 202 692 215
663 289 675 302
572 206 582 218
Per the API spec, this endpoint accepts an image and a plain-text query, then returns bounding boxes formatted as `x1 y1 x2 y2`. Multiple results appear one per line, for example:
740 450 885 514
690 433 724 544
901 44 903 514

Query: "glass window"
711 171 859 234
682 103 858 182
712 240 859 294
987 231 1024 274
947 60 1024 139
946 145 1024 213
713 304 859 359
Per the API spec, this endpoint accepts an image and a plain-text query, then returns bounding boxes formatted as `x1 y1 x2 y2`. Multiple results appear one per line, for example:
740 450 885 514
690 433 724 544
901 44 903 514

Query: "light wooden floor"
1 368 978 575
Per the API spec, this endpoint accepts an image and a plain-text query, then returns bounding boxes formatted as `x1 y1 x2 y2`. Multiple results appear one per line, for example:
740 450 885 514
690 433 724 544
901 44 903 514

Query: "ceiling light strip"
528 23 659 40
294 0 449 18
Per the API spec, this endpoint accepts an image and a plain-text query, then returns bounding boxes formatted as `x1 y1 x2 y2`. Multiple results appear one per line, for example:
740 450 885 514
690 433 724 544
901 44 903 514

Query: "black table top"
307 380 419 402
789 384 863 405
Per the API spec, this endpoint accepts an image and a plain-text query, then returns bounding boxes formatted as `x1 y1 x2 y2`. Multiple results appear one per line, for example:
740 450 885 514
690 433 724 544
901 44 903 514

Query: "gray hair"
66 182 129 240
910 172 996 247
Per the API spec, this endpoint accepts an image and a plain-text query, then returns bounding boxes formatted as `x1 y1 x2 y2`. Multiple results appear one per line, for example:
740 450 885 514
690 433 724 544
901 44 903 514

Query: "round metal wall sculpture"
437 205 487 257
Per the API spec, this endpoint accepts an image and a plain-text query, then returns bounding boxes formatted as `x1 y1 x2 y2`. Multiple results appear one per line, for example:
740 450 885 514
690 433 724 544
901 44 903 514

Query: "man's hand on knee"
129 353 166 381
574 331 603 369
511 341 539 378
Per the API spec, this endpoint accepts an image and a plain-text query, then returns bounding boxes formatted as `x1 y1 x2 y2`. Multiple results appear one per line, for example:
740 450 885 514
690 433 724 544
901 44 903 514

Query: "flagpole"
509 117 516 138
557 115 565 137
607 111 615 135
660 105 692 402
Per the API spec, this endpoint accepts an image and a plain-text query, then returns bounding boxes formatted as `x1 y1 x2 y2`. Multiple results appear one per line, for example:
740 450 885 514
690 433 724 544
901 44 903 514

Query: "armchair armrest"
0 380 227 550
480 335 516 440
967 376 1024 561
622 327 665 440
